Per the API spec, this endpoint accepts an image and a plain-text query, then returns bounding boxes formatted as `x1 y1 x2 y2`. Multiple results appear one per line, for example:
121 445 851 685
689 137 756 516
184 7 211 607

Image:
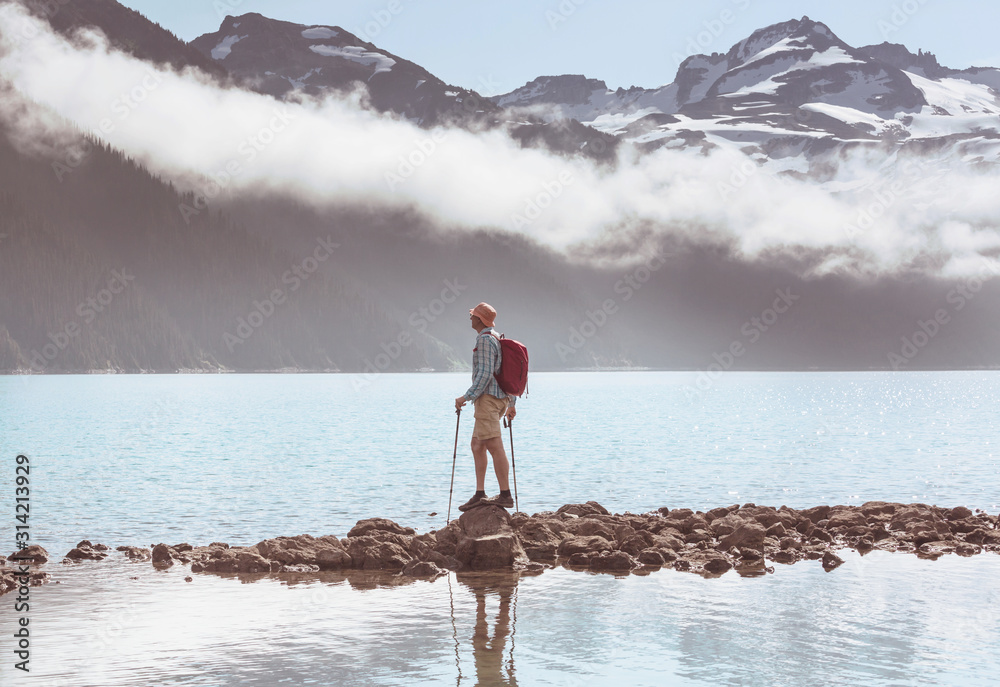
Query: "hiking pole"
446 407 461 524
505 416 518 513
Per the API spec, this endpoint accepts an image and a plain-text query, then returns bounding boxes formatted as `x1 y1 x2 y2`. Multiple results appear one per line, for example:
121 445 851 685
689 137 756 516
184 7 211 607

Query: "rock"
0 569 51 596
918 541 956 557
256 534 350 567
871 527 891 542
965 529 993 546
346 536 412 570
765 522 787 538
684 529 713 544
424 551 462 571
708 513 745 537
718 522 766 551
454 505 527 570
779 537 802 551
889 506 936 531
678 515 711 534
557 502 610 517
433 521 462 557
588 551 636 573
651 533 685 551
65 542 109 561
860 501 898 518
736 559 771 577
184 576 193 582
117 546 151 561
741 506 781 528
948 506 974 521
821 551 844 571
456 533 525 570
460 506 513 538
800 505 831 524
517 520 562 562
949 518 981 534
348 518 416 538
566 518 615 541
151 543 173 567
8 545 48 565
803 546 827 560
955 543 981 557
664 508 694 522
638 549 666 566
703 557 733 575
402 560 445 577
173 543 193 553
770 550 798 564
810 529 833 543
237 551 272 573
316 547 353 570
557 535 612 558
827 511 869 530
613 534 641 556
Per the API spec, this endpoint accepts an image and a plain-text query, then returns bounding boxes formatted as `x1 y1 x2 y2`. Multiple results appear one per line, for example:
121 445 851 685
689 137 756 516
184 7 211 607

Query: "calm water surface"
0 371 998 685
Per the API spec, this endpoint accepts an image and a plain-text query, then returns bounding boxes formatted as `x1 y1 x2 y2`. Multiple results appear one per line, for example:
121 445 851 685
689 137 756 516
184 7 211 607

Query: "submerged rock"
117 546 152 562
8 545 48 565
151 543 174 567
64 541 110 562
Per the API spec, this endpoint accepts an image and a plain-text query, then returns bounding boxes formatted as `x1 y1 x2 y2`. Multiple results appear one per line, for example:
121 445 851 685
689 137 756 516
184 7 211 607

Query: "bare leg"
471 437 489 491
483 436 510 491
471 436 510 492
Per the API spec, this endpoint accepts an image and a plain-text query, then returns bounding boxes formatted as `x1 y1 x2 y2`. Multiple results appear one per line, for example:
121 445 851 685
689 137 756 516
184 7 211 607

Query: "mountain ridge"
492 15 1000 164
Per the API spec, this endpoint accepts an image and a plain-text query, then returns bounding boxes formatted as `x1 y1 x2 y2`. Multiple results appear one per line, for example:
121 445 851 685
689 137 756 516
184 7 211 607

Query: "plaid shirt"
463 327 515 406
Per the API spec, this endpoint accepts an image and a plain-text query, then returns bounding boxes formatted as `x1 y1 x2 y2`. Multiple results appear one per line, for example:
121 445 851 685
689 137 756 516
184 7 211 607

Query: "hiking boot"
495 493 514 509
458 493 486 512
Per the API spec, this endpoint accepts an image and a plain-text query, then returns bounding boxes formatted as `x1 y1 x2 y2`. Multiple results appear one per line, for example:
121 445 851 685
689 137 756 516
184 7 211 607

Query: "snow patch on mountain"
285 68 324 89
302 27 339 39
309 45 395 78
211 35 245 60
800 102 894 135
905 72 1000 116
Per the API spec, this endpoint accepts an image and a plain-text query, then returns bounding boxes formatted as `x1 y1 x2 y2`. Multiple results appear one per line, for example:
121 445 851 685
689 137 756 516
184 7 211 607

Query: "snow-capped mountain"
494 16 1000 163
190 13 494 125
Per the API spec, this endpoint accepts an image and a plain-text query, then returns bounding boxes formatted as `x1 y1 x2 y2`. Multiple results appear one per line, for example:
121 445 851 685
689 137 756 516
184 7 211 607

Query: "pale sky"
120 1 1000 93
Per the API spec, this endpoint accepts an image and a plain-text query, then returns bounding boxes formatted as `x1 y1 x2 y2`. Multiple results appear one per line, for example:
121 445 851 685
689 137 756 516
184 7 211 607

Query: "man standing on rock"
455 302 516 511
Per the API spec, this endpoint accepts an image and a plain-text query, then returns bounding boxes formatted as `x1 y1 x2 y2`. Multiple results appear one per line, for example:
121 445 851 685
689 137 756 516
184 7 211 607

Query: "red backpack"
491 332 529 397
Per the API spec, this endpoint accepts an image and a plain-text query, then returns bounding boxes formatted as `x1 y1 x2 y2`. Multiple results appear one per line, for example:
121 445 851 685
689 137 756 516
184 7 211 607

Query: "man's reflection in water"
455 573 519 687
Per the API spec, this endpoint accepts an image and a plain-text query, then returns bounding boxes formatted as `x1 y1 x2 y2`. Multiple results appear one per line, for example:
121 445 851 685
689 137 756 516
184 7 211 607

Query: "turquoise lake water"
1 371 998 685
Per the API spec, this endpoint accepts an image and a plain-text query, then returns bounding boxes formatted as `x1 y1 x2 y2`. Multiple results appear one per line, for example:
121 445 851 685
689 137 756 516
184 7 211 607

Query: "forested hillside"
0 132 452 372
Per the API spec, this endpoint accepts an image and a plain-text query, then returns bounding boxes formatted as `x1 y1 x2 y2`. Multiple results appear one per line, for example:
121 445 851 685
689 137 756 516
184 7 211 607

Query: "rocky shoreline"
3 501 999 593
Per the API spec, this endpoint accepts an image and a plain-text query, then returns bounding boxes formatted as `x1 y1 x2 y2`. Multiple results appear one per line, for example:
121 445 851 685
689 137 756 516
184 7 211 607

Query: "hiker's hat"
469 302 496 327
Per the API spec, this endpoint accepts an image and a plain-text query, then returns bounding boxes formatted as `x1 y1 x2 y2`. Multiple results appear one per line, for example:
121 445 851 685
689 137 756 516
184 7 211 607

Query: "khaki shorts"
472 394 508 440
